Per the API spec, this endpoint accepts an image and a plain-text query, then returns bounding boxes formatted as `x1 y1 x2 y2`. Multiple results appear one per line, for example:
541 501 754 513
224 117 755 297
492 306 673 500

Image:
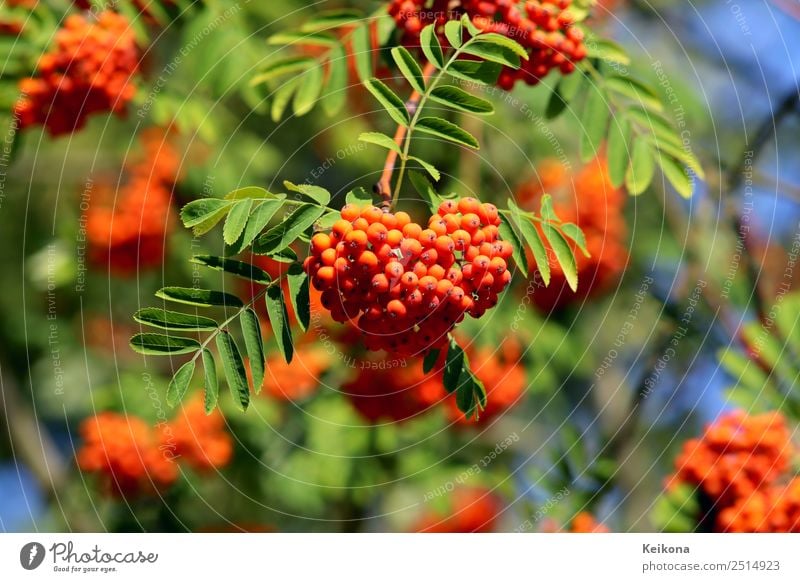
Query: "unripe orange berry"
401 271 418 288
420 248 439 266
345 229 368 251
316 266 335 285
435 235 455 254
394 212 411 228
458 197 480 214
419 229 437 245
387 229 403 246
361 206 383 223
385 261 404 279
489 257 507 275
357 250 379 272
353 217 370 231
472 255 491 272
341 204 360 221
371 273 390 292
461 213 481 231
332 220 353 241
400 238 422 258
429 218 448 236
367 222 388 246
311 232 332 254
471 230 486 245
380 212 398 229
412 261 428 278
442 214 461 233
438 200 458 215
427 265 446 280
451 229 472 250
436 279 453 297
387 299 407 318
419 275 438 293
321 248 337 265
403 223 423 239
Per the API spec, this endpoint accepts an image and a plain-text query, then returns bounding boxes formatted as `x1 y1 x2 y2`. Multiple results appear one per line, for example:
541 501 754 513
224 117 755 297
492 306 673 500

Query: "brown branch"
375 62 438 205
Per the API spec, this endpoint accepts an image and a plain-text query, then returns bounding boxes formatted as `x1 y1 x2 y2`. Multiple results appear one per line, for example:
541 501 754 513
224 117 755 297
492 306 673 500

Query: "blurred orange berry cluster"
261 344 331 403
86 128 180 274
343 337 526 425
14 11 139 135
517 156 628 311
77 395 232 497
670 410 800 532
414 487 502 532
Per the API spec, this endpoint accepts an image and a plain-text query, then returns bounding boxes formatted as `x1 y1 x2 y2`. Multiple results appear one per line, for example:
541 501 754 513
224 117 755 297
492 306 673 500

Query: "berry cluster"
168 396 233 472
261 344 331 402
388 0 587 89
77 396 233 497
343 357 441 423
413 487 502 532
304 199 513 356
86 128 180 275
77 412 177 497
517 156 628 311
669 410 800 532
74 0 175 24
14 11 139 136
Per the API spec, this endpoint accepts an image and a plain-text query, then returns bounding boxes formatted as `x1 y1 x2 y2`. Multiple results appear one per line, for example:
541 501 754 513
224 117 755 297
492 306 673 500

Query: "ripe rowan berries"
306 200 512 356
388 0 586 89
14 11 139 136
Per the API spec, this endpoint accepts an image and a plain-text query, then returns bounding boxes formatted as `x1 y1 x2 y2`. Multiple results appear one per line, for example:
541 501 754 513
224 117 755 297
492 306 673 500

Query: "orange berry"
320 248 337 265
367 222 388 246
345 229 368 250
361 206 384 223
353 217 370 231
381 212 398 229
371 273 390 292
435 235 455 254
357 250 379 272
438 200 458 215
403 223 423 239
427 265 446 279
387 299 407 318
400 238 422 258
419 229 437 245
311 232 332 254
331 220 353 241
458 197 480 214
429 218 448 236
460 213 481 231
387 229 404 246
341 204 360 221
394 212 411 227
385 261 404 279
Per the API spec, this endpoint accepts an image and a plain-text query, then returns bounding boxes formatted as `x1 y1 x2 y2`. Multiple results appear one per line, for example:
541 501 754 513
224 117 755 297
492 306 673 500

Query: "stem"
376 62 437 204
189 275 285 365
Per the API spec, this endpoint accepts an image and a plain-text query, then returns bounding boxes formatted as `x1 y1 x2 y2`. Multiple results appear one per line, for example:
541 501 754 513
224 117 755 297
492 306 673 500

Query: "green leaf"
322 44 347 116
444 20 463 49
269 247 299 263
130 333 201 356
542 224 578 292
420 24 445 68
607 117 631 188
658 154 694 198
473 33 529 60
293 63 324 117
167 360 195 407
409 156 441 182
300 9 363 32
580 84 610 162
540 194 556 222
359 131 402 154
498 213 529 275
287 263 311 332
606 75 663 112
649 138 705 180
351 23 373 80
267 31 338 47
423 349 441 374
155 287 244 308
266 284 294 363
225 186 276 201
627 106 682 147
408 171 443 213
448 60 502 85
202 349 219 413
251 56 315 86
230 199 286 254
180 198 233 231
586 38 631 65
254 204 327 254
133 308 218 331
443 338 465 393
561 223 590 258
190 255 271 285
429 85 494 115
461 14 481 37
415 117 479 149
345 187 374 206
461 40 521 69
216 331 250 411
271 77 301 122
363 77 410 126
626 138 656 195
391 46 426 93
223 198 253 245
240 308 265 394
507 199 548 283
283 181 331 206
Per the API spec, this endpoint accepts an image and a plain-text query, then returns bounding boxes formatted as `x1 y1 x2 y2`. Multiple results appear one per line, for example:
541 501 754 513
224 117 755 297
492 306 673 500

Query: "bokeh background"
1 0 800 532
